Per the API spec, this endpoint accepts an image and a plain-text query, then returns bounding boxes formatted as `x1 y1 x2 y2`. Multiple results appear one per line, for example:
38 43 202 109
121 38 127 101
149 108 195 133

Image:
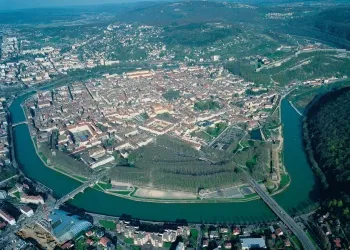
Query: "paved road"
249 179 316 250
195 225 202 250
279 223 301 250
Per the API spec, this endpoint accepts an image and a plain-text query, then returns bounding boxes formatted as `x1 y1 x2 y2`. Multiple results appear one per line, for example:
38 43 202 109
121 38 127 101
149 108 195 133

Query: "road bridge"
55 168 110 208
249 178 316 250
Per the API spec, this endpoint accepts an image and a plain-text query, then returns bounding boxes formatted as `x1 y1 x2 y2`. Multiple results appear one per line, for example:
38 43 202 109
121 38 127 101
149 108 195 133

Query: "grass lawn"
13 191 21 199
190 228 199 240
75 238 88 250
99 220 116 230
124 238 134 244
195 131 213 142
243 193 258 199
131 245 141 250
306 231 318 248
279 174 290 190
163 242 173 249
130 187 138 196
240 140 254 148
98 182 112 190
38 152 48 164
0 171 16 183
290 235 302 248
206 122 227 138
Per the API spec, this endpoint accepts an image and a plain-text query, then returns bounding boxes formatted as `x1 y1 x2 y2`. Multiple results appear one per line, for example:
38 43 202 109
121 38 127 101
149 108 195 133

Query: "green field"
0 167 16 183
13 191 21 199
306 231 318 248
206 122 227 138
131 245 141 250
190 228 199 240
279 174 290 190
195 131 213 142
99 220 116 230
124 238 134 244
163 242 173 249
98 182 112 190
290 235 302 248
194 100 221 111
227 51 350 86
75 238 89 250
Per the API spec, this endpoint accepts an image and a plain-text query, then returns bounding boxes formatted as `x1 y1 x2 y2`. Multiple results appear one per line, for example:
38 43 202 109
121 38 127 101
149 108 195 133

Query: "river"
9 93 320 223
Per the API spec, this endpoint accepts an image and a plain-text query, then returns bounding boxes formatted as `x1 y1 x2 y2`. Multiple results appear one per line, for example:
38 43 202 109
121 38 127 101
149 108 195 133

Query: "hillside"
304 86 350 237
314 8 350 43
115 1 266 26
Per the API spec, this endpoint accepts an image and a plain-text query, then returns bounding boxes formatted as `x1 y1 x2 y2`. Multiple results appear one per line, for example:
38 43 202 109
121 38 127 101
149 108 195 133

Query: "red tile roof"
99 236 111 247
334 238 341 248
86 238 94 245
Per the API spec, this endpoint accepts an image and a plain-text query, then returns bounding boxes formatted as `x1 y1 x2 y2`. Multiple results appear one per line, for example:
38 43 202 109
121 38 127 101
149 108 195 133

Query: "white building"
90 156 115 169
241 237 266 250
212 55 220 61
20 194 45 204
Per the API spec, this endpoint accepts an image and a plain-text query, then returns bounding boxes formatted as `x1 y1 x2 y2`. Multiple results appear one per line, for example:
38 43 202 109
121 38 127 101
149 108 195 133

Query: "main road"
249 179 316 250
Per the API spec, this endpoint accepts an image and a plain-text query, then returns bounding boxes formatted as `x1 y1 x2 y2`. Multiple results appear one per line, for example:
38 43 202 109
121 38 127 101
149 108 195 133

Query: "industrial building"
49 210 92 243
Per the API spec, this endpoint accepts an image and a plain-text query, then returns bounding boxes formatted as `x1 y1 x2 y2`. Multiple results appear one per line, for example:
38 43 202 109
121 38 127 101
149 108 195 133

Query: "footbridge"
249 178 316 250
55 168 110 208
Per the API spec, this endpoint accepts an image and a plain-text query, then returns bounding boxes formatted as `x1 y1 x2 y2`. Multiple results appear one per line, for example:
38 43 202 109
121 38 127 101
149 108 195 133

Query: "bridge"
12 121 28 127
249 178 316 250
55 168 110 208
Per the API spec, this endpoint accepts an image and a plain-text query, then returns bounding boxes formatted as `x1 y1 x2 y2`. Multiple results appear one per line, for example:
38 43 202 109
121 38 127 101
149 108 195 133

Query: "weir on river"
288 100 304 116
9 92 320 223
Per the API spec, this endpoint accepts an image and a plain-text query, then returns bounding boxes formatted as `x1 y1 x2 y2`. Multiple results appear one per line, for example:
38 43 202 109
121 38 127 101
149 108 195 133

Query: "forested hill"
304 86 350 221
314 8 350 43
